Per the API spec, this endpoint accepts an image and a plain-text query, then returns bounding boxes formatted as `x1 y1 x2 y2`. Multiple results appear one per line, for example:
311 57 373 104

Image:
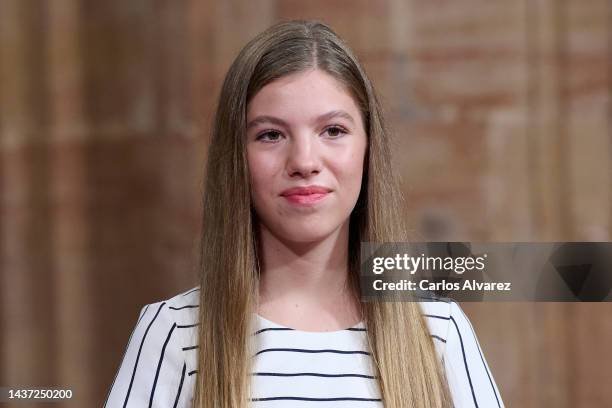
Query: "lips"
280 185 332 196
280 185 331 206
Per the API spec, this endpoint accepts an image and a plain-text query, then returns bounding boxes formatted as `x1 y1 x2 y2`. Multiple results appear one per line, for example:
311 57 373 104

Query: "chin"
277 219 346 244
280 228 331 244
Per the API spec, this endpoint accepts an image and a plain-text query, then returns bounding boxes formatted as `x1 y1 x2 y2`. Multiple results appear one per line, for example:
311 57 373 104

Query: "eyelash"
255 125 348 143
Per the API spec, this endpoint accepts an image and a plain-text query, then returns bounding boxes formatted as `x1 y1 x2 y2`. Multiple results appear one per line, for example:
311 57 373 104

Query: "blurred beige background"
1 0 611 407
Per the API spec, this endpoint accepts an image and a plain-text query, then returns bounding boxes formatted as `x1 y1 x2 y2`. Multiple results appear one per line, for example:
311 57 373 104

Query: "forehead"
246 69 362 121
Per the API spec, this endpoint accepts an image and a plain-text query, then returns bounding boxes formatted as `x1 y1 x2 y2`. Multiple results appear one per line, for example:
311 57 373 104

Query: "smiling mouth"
282 192 329 206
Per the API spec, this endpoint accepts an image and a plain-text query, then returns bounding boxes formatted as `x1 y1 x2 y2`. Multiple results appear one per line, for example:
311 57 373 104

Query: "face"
246 68 367 244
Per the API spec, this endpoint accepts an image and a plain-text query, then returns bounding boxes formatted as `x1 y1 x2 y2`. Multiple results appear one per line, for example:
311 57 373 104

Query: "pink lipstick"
280 185 331 206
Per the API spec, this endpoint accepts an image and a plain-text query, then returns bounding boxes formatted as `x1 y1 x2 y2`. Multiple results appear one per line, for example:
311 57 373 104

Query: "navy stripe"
252 372 377 379
254 327 294 335
123 302 166 408
177 323 199 329
450 316 478 407
416 294 451 303
431 334 447 343
456 304 501 407
255 348 370 356
137 304 151 325
254 326 364 335
148 323 177 407
251 396 382 402
423 314 450 320
188 370 198 376
169 305 199 310
182 345 199 351
103 305 150 408
173 362 186 408
181 288 200 297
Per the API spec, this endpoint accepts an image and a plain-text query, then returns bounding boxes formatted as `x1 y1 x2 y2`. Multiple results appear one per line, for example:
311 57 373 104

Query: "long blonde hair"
193 19 452 408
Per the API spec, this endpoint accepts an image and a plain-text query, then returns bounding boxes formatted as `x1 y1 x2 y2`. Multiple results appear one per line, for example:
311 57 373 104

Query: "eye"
256 130 283 143
324 125 348 138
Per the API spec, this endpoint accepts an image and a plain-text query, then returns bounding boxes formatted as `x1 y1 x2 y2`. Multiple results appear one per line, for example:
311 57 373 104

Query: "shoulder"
417 296 453 357
421 299 505 408
104 286 201 408
154 286 201 317
152 285 201 310
139 286 201 357
417 297 479 345
133 286 201 342
417 295 452 320
143 286 200 324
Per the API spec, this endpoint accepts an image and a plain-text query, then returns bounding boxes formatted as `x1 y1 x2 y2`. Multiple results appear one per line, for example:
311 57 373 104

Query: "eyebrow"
246 110 356 130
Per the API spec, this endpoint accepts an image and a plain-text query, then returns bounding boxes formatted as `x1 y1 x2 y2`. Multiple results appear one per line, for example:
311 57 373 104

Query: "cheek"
247 152 277 200
329 144 366 202
346 160 365 195
344 141 367 185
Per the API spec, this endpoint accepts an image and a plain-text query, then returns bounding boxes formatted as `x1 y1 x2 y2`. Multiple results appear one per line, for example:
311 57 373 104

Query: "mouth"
282 192 329 205
280 185 332 206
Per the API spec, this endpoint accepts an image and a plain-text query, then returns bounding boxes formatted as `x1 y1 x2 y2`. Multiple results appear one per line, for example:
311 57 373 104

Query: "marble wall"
1 0 610 406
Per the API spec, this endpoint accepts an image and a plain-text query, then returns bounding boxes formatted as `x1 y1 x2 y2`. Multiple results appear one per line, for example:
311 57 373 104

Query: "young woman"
105 20 504 408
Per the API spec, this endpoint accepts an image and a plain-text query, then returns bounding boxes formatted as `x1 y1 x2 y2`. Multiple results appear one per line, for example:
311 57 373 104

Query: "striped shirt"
104 287 504 407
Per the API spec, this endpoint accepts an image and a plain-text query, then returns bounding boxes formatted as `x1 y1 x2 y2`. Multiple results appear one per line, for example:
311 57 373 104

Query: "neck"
256 220 361 329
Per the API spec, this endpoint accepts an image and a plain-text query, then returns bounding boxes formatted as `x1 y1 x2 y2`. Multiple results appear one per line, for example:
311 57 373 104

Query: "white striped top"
104 287 504 407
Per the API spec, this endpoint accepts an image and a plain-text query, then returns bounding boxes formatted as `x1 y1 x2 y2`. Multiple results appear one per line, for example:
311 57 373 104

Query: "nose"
286 133 322 178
